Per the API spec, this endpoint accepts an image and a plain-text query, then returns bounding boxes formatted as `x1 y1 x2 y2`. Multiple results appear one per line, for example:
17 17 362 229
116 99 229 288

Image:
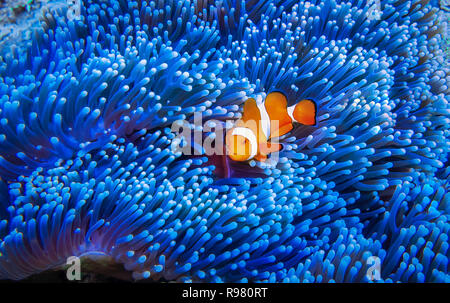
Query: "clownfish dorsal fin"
288 99 317 126
241 98 259 122
265 91 289 112
264 91 294 138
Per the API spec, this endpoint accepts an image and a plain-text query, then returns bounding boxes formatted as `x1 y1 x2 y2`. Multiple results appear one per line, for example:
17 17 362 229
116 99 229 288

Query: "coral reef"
0 0 448 282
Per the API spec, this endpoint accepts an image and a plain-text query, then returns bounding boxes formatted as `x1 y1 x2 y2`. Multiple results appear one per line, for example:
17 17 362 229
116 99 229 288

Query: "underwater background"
0 0 449 282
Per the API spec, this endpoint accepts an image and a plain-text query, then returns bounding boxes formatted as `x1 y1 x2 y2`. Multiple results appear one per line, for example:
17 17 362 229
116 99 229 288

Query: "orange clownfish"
225 92 317 162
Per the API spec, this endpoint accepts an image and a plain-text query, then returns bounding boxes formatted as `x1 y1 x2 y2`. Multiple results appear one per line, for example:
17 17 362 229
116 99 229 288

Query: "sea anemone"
0 0 448 282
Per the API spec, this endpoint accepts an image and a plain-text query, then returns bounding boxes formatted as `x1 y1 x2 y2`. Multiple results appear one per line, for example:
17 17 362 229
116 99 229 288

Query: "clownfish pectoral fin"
288 99 317 126
259 142 282 155
254 154 267 162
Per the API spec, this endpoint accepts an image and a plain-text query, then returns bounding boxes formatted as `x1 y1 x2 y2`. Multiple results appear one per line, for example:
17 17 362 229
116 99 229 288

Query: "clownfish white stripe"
231 127 258 160
287 105 296 122
257 102 271 139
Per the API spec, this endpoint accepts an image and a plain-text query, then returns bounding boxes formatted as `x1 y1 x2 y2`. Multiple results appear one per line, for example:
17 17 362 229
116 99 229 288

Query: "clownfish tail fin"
288 99 317 126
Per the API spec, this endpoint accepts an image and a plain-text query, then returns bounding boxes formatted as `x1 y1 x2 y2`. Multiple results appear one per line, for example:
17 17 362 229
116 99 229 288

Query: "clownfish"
225 92 317 162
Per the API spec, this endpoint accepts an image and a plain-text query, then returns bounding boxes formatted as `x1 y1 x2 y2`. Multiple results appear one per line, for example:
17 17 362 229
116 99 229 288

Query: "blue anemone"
0 0 448 282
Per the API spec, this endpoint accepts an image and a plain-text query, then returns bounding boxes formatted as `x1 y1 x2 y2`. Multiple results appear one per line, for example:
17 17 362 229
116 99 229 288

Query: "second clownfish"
225 92 317 162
